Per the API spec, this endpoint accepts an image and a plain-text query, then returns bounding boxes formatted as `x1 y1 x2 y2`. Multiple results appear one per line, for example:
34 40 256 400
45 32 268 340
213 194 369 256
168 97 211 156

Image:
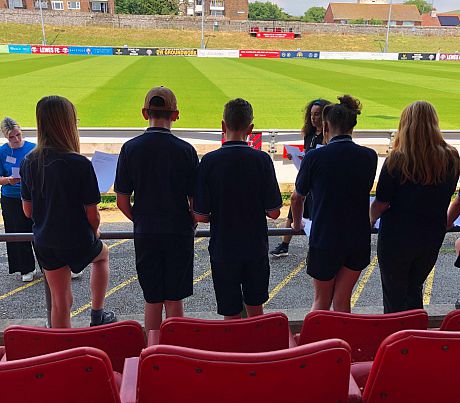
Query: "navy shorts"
211 256 270 316
307 245 370 281
34 238 104 274
134 234 194 304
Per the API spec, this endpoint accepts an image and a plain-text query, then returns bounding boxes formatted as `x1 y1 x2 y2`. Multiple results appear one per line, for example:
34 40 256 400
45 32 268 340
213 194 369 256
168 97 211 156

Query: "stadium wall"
0 9 459 37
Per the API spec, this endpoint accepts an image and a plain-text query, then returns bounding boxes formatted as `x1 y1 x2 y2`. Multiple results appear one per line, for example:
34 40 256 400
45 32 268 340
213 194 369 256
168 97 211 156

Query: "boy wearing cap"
193 98 282 319
115 87 198 331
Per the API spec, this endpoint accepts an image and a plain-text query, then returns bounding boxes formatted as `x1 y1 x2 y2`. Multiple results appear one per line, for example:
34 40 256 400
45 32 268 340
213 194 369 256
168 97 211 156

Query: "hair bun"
338 95 362 115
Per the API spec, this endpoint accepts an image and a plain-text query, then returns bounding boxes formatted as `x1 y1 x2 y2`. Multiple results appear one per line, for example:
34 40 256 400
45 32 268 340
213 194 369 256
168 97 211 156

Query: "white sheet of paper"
301 218 312 236
284 145 304 171
91 151 119 193
11 167 20 179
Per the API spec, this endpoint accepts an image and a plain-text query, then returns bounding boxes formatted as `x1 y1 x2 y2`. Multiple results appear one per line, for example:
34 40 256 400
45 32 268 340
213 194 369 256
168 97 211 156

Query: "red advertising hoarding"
221 132 263 150
239 50 281 58
439 53 460 61
256 32 295 39
31 45 69 55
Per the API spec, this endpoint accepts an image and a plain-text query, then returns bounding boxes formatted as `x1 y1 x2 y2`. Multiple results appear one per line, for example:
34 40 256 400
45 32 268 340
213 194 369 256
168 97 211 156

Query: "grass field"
1 23 460 53
0 54 459 129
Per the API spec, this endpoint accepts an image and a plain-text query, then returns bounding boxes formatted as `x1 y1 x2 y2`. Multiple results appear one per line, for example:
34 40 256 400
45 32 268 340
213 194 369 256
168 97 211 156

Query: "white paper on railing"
91 151 119 193
301 218 312 236
11 167 20 179
284 145 304 171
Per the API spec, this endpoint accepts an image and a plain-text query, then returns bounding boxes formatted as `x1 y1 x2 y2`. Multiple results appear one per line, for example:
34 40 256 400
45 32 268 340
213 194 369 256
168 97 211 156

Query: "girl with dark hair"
0 117 37 282
372 101 460 313
270 98 331 257
20 96 116 328
292 95 377 312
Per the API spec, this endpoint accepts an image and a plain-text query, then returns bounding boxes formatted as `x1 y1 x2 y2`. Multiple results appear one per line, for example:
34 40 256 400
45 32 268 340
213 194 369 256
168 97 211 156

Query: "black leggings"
1 196 36 275
378 235 442 313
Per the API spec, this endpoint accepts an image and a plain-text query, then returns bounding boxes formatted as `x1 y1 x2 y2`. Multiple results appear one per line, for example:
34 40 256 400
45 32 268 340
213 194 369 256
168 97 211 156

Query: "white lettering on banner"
320 52 399 61
197 49 240 58
439 53 460 61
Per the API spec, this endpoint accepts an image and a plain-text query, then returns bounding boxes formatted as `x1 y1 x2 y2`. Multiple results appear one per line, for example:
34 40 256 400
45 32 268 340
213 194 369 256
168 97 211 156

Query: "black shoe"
90 310 117 327
270 243 289 257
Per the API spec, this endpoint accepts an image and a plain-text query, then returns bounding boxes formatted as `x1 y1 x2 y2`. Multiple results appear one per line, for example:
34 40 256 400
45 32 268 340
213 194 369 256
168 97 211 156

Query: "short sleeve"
114 145 133 196
264 156 282 212
19 158 31 201
295 152 312 197
193 158 211 216
82 160 101 206
376 160 396 203
187 148 199 197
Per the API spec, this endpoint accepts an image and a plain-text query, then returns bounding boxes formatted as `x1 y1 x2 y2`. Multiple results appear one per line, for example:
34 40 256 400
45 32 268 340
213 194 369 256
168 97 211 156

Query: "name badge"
6 156 16 164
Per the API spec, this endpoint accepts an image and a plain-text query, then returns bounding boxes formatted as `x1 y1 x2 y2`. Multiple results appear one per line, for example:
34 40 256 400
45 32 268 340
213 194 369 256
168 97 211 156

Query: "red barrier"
221 131 263 150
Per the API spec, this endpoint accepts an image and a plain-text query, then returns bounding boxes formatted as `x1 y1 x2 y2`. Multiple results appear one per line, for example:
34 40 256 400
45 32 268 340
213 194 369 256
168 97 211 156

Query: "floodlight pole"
201 0 205 49
38 0 47 45
384 0 393 53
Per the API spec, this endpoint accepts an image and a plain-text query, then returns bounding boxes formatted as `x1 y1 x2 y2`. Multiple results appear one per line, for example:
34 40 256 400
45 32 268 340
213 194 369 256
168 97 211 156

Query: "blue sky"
249 1 459 16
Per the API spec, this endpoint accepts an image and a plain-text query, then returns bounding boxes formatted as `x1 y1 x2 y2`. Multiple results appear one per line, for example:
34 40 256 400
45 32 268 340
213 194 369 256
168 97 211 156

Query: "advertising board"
8 44 31 54
280 51 320 59
398 53 436 61
197 49 240 58
239 50 280 58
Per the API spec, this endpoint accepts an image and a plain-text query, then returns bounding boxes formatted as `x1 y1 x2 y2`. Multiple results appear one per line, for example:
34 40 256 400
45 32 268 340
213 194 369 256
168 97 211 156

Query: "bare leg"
282 218 293 244
165 300 184 318
90 243 109 311
45 267 72 328
145 302 164 332
311 277 335 311
455 238 460 255
332 266 361 313
245 304 264 317
224 313 241 320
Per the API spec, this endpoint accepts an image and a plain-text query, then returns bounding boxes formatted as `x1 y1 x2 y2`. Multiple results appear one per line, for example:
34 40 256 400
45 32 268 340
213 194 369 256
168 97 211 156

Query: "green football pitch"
1 53 459 129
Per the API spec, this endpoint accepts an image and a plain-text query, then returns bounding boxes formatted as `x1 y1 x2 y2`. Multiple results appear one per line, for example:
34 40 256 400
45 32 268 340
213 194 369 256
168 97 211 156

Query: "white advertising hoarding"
320 52 399 61
197 49 240 58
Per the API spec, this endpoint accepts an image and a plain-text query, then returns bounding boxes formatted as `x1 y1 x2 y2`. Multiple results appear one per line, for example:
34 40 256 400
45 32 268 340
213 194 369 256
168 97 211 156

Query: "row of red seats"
1 310 460 402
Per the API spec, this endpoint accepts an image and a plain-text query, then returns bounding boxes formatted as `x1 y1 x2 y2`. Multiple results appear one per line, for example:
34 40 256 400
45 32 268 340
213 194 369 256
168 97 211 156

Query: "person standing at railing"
371 101 460 313
292 95 377 312
0 117 37 282
270 98 331 258
115 86 198 333
193 98 282 320
20 96 116 328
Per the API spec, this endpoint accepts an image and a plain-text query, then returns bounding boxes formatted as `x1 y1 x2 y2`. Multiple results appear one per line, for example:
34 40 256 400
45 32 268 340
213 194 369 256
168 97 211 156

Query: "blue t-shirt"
0 141 35 198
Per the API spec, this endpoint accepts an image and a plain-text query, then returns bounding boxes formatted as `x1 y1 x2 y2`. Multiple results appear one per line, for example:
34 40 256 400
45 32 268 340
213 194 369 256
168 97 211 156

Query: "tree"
115 0 179 15
404 0 433 14
302 7 326 23
249 1 286 20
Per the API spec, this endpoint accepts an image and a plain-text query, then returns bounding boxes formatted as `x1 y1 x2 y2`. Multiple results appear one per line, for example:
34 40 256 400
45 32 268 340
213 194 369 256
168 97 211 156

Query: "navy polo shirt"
20 150 100 249
194 141 282 263
376 160 458 245
295 135 378 250
114 127 199 235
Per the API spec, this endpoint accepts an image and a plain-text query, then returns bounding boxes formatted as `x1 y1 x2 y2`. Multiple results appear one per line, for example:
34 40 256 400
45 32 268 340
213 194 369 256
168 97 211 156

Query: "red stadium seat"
361 330 460 402
0 347 121 403
439 309 460 330
3 320 145 373
120 341 353 403
296 309 428 362
148 312 296 352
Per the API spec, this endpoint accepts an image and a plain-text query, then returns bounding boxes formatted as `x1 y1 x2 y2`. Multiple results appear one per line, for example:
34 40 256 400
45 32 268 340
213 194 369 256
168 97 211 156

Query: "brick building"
1 0 114 13
179 0 248 20
324 3 422 26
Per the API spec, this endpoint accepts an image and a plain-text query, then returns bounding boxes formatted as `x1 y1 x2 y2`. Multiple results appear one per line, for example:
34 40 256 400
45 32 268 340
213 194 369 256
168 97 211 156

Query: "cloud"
249 0 459 16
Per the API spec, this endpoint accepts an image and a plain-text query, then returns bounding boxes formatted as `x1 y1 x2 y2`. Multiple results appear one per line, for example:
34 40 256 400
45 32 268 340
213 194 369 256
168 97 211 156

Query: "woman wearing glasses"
0 117 37 282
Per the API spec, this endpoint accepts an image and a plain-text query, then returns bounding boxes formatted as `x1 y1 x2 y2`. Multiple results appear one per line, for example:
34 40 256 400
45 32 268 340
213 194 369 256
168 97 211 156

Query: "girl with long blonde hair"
371 101 460 313
20 96 116 327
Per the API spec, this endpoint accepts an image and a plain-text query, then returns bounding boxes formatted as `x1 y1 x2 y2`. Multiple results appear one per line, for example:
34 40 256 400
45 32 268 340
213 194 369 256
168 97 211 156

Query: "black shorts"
34 239 103 274
210 256 270 316
134 234 194 304
307 245 370 281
